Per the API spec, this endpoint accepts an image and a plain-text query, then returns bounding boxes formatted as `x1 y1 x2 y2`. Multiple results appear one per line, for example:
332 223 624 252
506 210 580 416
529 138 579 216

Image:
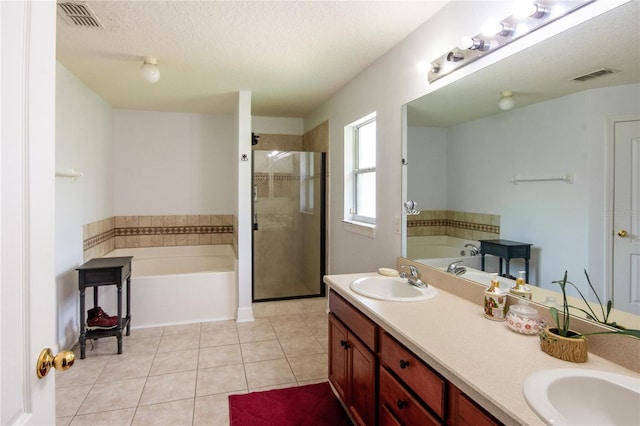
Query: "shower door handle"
253 184 258 230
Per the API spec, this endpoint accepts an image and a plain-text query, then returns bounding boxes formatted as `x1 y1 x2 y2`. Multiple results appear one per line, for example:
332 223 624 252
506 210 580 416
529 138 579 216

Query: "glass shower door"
252 150 326 301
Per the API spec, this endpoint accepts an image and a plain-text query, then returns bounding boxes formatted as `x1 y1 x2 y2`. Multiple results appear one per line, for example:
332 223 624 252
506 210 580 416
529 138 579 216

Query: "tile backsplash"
407 210 500 241
83 215 235 261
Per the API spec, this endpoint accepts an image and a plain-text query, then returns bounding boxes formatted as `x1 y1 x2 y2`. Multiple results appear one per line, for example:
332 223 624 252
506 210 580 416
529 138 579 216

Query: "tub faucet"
464 244 480 256
447 261 467 276
400 265 427 288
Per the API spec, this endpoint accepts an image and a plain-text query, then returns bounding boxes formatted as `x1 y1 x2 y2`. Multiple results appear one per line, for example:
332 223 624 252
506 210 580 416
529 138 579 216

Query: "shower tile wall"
407 210 500 241
83 215 235 262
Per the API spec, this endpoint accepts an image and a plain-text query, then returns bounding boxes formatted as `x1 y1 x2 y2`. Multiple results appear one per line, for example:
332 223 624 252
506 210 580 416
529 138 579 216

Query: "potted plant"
540 270 640 363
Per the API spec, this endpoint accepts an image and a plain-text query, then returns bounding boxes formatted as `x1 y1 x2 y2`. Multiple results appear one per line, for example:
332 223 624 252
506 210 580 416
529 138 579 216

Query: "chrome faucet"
399 265 427 288
464 244 480 256
447 261 467 276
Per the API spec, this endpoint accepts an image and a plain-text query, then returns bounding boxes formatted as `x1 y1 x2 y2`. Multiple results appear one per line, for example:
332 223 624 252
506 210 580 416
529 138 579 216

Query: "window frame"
344 112 376 232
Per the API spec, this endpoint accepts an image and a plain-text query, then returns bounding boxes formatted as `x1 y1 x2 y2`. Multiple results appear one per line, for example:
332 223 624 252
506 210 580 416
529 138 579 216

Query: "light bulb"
513 2 537 18
481 18 512 37
416 61 430 73
140 58 160 83
499 91 515 111
458 36 486 51
513 1 548 19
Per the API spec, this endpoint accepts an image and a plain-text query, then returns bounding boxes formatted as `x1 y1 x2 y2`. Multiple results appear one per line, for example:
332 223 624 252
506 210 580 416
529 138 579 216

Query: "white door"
1 1 58 425
612 119 640 315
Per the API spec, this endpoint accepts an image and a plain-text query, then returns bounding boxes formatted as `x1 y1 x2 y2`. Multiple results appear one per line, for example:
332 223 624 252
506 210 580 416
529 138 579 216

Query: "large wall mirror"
402 1 639 326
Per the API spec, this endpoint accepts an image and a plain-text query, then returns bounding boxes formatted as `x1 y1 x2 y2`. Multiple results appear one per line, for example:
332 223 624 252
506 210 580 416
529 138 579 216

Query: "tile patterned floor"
56 297 329 426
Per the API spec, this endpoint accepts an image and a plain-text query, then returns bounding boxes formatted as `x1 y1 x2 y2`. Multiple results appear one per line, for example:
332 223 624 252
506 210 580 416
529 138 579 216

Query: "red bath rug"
228 381 352 426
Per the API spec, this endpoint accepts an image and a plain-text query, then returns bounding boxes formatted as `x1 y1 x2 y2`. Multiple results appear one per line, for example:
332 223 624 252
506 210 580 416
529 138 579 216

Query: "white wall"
112 109 235 215
252 116 303 135
407 126 447 210
303 0 629 276
236 92 254 322
55 63 113 349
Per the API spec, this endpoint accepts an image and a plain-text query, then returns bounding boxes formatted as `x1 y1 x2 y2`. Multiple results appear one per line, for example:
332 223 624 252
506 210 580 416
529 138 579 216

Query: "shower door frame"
251 151 326 302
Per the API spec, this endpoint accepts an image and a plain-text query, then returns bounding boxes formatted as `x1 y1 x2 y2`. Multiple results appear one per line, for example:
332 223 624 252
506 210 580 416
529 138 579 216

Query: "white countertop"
324 272 640 426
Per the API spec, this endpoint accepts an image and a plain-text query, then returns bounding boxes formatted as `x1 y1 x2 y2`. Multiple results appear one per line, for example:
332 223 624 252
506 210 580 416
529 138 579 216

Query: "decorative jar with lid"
506 301 542 335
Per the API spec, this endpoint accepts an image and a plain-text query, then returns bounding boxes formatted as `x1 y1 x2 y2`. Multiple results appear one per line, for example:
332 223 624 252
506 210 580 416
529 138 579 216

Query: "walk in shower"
252 149 326 301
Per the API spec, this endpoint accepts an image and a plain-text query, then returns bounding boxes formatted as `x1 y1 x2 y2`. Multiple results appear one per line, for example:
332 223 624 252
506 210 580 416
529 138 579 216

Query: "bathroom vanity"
324 269 640 426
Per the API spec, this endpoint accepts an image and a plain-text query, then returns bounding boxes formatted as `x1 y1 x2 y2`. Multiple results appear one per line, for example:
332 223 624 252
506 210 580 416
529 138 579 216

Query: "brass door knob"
618 230 628 237
36 348 75 378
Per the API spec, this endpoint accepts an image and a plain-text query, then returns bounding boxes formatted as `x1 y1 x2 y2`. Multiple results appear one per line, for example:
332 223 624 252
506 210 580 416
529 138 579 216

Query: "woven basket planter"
539 326 588 363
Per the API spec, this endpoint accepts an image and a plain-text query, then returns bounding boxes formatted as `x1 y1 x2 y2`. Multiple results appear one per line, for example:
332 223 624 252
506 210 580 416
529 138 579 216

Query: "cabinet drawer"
329 290 376 351
380 332 446 419
379 367 441 426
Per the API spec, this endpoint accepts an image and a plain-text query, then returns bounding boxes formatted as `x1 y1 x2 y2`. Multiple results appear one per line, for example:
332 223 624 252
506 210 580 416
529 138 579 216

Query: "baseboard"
236 306 255 322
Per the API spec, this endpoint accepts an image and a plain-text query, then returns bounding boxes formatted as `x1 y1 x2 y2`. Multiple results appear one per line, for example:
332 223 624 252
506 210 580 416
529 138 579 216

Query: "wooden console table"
479 239 532 282
77 256 132 359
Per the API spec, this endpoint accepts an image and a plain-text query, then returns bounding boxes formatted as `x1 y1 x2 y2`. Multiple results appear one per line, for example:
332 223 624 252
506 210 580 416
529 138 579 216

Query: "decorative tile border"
254 173 299 181
407 210 500 240
407 219 448 228
407 219 499 234
83 229 115 251
448 220 499 234
114 225 233 236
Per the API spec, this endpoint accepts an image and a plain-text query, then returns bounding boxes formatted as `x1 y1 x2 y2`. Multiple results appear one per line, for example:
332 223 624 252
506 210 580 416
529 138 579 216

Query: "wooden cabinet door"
447 385 502 426
349 334 377 426
329 313 377 426
329 314 349 403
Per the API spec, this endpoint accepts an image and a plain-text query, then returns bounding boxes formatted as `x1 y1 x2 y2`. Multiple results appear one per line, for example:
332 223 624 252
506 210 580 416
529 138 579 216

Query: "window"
300 152 316 213
345 113 376 228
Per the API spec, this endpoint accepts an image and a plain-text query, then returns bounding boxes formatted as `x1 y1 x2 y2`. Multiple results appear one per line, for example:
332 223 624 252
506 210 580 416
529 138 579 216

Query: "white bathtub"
103 245 237 328
407 236 494 270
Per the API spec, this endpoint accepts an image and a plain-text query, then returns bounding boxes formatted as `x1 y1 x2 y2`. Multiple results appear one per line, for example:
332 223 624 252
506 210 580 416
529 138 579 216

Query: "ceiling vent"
571 68 618 82
57 1 104 28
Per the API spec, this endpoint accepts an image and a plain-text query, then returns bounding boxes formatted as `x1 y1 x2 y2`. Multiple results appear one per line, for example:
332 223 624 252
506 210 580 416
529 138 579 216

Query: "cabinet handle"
396 399 408 410
399 359 410 369
340 340 350 350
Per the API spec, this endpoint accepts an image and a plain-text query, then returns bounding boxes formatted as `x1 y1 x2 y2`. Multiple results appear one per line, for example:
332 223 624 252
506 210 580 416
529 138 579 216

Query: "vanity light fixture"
427 0 594 83
458 36 488 51
499 91 516 111
446 50 464 63
513 1 549 19
140 57 160 83
481 18 513 37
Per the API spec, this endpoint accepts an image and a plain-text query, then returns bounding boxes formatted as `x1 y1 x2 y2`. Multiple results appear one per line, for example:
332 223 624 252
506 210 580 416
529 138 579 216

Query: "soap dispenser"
510 271 532 300
484 273 507 321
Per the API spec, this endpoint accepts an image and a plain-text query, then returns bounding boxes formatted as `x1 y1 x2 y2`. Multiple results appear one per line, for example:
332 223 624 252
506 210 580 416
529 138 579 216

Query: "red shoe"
87 306 118 328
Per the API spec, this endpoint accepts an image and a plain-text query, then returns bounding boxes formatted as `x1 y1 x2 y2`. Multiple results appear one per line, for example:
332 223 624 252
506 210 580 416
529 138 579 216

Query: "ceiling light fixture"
426 0 594 83
140 57 160 83
499 91 516 111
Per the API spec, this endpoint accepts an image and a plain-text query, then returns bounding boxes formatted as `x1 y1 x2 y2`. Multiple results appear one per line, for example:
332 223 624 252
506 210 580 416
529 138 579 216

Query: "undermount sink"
350 276 437 302
523 368 640 426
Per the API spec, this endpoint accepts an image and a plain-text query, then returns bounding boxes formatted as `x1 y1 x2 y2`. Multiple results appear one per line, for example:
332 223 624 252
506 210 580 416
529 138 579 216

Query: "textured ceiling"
407 0 640 127
56 0 446 117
